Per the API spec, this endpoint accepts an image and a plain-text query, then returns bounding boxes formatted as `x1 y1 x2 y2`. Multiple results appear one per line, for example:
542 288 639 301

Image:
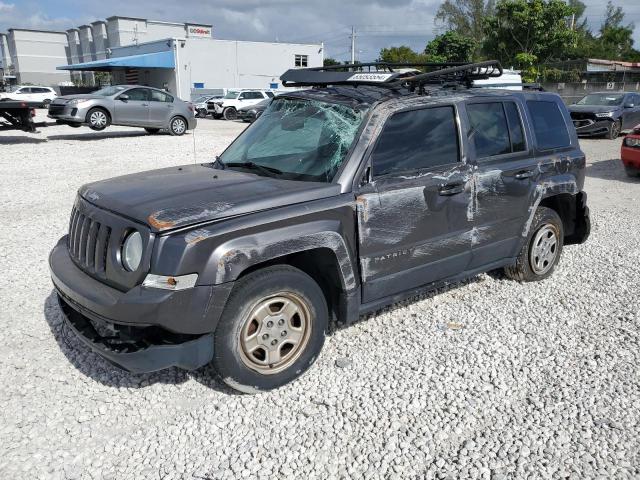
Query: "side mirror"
118 94 129 102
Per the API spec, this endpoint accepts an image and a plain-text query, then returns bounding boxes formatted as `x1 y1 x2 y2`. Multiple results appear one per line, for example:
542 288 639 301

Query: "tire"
86 108 110 131
607 119 621 140
213 265 328 393
196 108 208 118
169 116 187 136
223 107 238 121
504 206 564 282
144 127 160 134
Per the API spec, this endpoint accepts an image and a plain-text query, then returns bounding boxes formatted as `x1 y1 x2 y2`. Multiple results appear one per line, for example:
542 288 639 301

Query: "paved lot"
1 113 639 479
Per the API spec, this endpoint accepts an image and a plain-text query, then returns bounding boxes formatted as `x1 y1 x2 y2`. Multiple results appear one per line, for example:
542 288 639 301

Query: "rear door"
623 94 640 128
113 88 150 125
148 89 175 126
463 98 538 268
356 104 472 303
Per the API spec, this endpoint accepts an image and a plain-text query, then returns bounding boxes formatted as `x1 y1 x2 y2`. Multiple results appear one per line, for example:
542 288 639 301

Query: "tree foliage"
435 0 495 56
323 58 341 67
377 46 429 64
483 0 578 68
425 31 476 62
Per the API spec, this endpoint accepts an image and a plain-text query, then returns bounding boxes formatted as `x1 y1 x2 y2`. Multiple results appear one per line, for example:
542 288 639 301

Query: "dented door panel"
357 166 472 303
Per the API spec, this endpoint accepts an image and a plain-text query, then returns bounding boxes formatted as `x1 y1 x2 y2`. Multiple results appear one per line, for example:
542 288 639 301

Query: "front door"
148 89 175 126
622 94 640 129
356 104 473 303
114 88 150 125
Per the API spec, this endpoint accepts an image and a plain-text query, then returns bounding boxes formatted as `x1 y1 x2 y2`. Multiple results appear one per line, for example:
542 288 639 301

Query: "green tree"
435 0 495 57
323 58 341 67
483 0 579 68
377 45 429 63
425 31 476 62
592 1 637 60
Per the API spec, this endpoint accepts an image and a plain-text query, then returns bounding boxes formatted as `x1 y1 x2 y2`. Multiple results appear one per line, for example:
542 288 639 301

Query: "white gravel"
1 113 639 479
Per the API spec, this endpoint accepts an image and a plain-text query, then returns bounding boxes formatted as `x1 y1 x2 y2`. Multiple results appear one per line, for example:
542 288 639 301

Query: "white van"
473 69 523 90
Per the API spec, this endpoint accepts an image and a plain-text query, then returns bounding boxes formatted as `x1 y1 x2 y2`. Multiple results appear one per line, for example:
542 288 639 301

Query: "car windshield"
218 97 368 182
576 94 625 106
224 91 240 99
92 86 128 97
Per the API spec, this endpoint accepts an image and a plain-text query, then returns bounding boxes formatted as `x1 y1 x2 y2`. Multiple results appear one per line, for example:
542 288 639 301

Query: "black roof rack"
281 60 503 91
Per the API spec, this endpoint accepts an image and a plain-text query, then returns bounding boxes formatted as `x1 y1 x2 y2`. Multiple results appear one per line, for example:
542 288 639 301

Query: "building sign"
187 25 212 38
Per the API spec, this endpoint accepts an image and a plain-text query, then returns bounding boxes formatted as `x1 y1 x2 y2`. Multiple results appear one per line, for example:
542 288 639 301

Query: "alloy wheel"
239 293 312 375
530 224 559 275
90 110 107 128
172 118 186 134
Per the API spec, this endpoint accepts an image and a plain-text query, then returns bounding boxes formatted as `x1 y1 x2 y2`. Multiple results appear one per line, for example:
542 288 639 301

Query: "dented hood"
79 164 340 232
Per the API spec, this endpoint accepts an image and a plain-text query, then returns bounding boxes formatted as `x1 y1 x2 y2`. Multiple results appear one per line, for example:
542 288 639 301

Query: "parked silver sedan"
48 85 197 135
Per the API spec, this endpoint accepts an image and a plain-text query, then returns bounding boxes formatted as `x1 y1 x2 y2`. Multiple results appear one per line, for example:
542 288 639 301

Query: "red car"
621 126 640 177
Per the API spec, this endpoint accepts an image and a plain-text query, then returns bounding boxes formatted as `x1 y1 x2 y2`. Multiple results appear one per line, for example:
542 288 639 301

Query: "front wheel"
196 108 208 118
86 108 109 131
223 107 237 121
504 207 564 282
608 120 621 140
213 265 328 393
169 116 187 136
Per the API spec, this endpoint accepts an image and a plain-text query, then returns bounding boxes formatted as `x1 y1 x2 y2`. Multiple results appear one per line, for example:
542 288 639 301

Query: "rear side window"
371 106 459 176
526 100 570 150
150 90 173 102
467 102 526 158
265 91 275 98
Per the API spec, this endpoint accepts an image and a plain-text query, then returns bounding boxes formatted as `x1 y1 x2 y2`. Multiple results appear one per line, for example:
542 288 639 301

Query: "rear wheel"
169 116 187 136
608 120 621 139
504 207 564 282
213 265 328 393
86 108 110 131
144 127 160 134
223 107 238 121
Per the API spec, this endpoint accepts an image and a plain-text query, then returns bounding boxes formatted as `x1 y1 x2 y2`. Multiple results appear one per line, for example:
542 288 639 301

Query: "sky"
1 0 640 61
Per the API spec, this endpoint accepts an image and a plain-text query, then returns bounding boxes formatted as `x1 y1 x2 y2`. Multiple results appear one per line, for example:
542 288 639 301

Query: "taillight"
187 103 194 112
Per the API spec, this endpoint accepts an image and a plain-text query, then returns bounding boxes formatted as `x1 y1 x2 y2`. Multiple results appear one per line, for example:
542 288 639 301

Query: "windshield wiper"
224 161 283 176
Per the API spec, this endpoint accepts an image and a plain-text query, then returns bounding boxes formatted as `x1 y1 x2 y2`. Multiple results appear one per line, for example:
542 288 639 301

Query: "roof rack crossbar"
280 60 503 89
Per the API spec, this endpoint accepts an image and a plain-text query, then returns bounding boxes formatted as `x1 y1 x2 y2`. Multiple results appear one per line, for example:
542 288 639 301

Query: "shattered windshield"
576 94 624 106
218 97 368 182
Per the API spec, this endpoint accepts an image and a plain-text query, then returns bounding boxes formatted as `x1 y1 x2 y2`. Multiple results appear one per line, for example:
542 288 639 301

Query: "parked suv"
49 62 590 393
211 89 275 120
568 92 640 139
0 85 57 106
48 85 197 135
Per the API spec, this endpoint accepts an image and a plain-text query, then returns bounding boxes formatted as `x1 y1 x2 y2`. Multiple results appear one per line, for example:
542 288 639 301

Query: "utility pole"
350 26 356 64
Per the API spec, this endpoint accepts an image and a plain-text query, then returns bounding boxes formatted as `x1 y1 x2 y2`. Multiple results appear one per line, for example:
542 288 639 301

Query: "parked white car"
212 90 275 120
0 85 57 106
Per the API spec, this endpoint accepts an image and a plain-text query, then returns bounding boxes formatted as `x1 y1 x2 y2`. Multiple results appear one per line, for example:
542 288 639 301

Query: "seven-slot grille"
68 206 111 274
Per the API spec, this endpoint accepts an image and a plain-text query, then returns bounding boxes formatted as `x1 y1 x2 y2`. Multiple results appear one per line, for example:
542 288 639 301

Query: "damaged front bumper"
48 236 231 373
572 119 614 137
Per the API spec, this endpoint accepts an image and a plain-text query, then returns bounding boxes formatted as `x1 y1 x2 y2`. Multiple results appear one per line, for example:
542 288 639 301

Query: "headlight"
595 112 615 118
121 231 143 271
67 99 89 106
142 274 198 290
624 137 640 147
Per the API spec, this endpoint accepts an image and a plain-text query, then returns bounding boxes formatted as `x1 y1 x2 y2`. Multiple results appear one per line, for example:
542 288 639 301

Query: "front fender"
200 220 358 289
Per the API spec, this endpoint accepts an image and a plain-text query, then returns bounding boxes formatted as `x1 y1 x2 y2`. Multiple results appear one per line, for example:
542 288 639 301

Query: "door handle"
438 182 464 196
513 170 535 179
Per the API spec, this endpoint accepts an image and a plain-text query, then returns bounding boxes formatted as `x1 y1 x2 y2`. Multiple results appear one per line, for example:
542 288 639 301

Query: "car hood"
568 104 621 114
79 164 341 232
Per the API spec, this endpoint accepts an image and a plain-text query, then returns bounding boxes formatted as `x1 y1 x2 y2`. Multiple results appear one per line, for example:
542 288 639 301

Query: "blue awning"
58 51 175 71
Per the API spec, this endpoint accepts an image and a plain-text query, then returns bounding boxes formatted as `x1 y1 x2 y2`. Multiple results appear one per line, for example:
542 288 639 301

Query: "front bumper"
572 118 614 137
48 103 88 123
49 236 235 372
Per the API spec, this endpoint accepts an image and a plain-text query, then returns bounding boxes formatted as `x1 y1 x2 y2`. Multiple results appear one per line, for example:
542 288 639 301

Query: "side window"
504 102 526 152
238 92 248 100
124 88 149 101
265 91 275 98
467 103 511 157
526 100 571 150
371 106 460 177
150 90 172 102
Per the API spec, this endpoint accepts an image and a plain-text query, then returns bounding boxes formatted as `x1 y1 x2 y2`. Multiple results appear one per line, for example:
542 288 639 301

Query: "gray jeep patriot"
49 61 590 393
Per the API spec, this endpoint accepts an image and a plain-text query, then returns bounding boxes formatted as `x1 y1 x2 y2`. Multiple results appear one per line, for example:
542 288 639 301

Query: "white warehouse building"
1 16 323 98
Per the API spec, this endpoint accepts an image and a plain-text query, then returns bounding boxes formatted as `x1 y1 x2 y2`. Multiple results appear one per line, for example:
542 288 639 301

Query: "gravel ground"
1 113 639 479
